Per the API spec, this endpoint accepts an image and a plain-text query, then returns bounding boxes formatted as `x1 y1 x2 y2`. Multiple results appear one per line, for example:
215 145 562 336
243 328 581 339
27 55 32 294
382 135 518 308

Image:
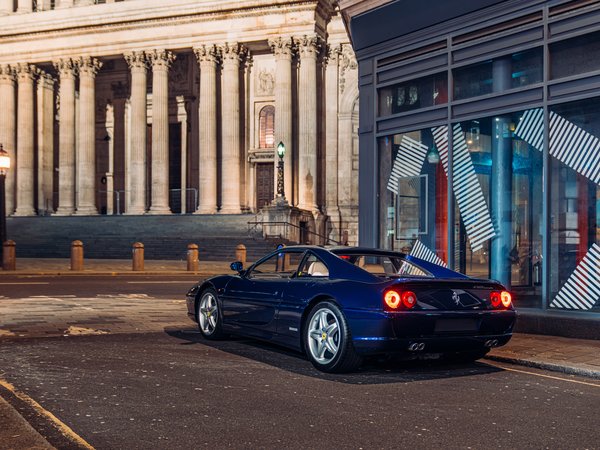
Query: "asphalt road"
1 276 599 449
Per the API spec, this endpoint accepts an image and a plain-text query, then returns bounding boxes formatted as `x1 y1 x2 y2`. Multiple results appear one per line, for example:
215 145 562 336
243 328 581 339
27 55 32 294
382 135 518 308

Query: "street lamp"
276 141 286 202
0 143 10 267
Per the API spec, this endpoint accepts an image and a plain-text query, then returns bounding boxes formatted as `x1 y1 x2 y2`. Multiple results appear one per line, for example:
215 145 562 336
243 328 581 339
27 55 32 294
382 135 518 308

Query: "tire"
443 348 489 363
196 288 226 340
303 301 363 373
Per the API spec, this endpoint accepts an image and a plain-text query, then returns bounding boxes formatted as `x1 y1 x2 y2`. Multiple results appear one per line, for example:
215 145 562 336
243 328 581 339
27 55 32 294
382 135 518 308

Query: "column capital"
296 35 322 59
324 43 342 67
268 37 294 60
37 70 55 89
194 44 219 66
219 42 246 65
0 64 15 82
15 63 37 80
124 51 148 71
78 56 103 78
148 49 175 70
53 58 78 78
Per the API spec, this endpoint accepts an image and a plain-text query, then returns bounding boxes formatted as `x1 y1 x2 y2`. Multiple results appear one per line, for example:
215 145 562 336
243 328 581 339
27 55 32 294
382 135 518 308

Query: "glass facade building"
351 0 600 320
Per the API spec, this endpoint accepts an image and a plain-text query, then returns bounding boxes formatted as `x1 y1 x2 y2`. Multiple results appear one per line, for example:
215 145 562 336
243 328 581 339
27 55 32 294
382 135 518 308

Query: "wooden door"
256 163 274 209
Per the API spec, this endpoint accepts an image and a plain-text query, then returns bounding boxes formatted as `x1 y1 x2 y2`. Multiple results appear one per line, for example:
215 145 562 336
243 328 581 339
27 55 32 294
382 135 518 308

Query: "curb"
485 354 600 380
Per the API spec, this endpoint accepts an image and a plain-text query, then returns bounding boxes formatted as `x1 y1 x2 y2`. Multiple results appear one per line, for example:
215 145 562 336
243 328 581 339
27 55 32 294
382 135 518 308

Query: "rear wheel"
197 288 225 340
304 301 362 373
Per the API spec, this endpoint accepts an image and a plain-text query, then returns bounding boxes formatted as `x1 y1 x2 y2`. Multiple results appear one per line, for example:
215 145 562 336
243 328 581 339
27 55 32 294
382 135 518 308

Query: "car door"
222 250 305 336
276 252 331 341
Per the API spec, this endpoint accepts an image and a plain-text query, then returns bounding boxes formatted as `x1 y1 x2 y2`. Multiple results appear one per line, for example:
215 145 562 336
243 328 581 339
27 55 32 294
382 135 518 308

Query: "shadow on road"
165 327 504 385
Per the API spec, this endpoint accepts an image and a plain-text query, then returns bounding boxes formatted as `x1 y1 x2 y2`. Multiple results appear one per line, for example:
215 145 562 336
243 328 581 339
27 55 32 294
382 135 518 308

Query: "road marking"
490 363 600 388
0 378 95 449
126 281 194 284
0 282 50 285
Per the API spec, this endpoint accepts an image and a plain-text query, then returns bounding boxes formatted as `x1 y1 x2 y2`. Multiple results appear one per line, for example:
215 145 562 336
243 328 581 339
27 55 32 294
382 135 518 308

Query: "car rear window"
336 254 433 278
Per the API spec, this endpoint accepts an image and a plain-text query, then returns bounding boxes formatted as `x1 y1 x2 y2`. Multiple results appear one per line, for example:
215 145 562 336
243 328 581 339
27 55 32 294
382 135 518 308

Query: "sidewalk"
0 257 241 276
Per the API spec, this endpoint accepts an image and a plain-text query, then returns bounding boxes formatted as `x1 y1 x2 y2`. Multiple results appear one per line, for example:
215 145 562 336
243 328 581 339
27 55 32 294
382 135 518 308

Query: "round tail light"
384 290 401 309
401 291 417 309
490 292 502 308
500 291 512 308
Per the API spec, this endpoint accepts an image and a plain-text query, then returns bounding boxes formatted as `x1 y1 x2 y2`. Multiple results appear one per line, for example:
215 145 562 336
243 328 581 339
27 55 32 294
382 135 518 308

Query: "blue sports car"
186 246 516 373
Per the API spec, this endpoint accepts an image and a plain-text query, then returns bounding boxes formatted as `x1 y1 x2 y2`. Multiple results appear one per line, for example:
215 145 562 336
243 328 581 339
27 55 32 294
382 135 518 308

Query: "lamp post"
0 143 10 266
276 141 286 203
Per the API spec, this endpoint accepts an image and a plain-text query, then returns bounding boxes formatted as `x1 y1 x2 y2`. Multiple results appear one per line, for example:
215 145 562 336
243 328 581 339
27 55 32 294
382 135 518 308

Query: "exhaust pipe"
408 342 426 351
484 339 499 348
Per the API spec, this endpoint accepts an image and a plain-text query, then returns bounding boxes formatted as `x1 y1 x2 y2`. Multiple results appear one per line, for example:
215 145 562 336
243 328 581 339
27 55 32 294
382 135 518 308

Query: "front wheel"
196 288 226 340
304 301 362 373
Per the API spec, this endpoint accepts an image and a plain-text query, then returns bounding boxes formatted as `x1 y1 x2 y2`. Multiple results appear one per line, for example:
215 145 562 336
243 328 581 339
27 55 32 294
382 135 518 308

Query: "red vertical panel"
435 163 448 263
577 174 588 264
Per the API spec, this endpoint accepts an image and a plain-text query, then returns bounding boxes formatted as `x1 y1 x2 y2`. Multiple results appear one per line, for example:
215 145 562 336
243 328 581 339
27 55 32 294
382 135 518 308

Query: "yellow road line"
0 379 94 449
488 363 600 388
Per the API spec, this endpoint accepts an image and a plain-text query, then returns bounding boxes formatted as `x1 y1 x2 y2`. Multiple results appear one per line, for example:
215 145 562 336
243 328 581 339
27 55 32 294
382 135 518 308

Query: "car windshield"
335 253 433 278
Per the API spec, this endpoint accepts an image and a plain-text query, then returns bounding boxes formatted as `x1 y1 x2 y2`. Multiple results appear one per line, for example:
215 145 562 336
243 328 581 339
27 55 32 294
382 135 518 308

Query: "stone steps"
5 215 287 261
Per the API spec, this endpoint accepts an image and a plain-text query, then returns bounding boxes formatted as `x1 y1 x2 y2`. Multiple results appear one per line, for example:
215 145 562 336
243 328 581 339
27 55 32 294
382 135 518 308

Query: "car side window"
248 251 305 280
297 253 329 278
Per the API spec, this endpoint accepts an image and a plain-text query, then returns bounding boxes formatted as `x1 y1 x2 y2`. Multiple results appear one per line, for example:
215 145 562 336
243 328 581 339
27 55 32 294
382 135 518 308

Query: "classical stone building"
0 0 359 246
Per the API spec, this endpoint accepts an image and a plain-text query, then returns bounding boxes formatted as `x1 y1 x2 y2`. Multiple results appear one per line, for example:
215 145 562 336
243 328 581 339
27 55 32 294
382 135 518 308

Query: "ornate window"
258 105 275 149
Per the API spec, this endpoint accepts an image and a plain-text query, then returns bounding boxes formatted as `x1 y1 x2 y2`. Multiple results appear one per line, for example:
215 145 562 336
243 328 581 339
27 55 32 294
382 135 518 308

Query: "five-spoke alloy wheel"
197 288 225 340
304 301 362 373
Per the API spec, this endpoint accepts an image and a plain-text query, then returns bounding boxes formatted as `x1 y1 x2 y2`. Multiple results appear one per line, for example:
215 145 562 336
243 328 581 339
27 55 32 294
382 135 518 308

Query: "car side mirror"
230 261 244 273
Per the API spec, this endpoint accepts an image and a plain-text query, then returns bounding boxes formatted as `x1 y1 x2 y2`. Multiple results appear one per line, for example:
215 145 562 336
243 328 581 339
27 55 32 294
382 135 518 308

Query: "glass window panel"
378 129 448 265
549 98 600 312
453 48 542 100
378 72 447 116
550 30 600 79
451 110 543 308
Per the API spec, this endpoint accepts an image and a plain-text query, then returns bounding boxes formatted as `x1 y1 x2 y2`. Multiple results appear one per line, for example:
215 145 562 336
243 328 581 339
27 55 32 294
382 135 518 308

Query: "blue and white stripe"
387 135 429 194
550 244 600 310
514 108 600 185
409 239 447 267
432 125 496 252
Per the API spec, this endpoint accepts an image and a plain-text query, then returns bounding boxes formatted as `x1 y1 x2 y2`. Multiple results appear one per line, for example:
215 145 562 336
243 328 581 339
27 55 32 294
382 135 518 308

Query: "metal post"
277 155 284 199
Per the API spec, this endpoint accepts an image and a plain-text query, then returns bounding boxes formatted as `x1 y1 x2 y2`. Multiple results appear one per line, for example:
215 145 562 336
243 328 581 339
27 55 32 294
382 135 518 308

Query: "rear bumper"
345 308 516 356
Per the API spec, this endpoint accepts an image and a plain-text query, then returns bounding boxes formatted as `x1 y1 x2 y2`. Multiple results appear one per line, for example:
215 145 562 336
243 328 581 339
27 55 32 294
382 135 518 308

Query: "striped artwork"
514 108 600 185
550 244 600 310
409 239 447 267
386 135 429 194
432 124 496 252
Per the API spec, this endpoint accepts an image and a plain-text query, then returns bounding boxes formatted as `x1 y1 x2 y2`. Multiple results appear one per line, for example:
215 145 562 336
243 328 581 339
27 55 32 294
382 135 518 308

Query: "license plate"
434 318 478 332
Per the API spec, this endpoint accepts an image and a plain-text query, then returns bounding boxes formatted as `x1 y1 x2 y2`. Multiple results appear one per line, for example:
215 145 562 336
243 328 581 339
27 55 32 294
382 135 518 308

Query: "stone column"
37 0 53 11
37 71 55 214
325 44 342 239
0 65 16 215
105 103 115 214
16 0 32 13
268 36 294 203
75 56 102 215
176 96 189 214
219 42 245 214
124 51 148 215
56 0 75 8
147 49 175 215
14 64 36 216
297 35 320 212
194 45 219 214
0 0 14 14
54 58 77 215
